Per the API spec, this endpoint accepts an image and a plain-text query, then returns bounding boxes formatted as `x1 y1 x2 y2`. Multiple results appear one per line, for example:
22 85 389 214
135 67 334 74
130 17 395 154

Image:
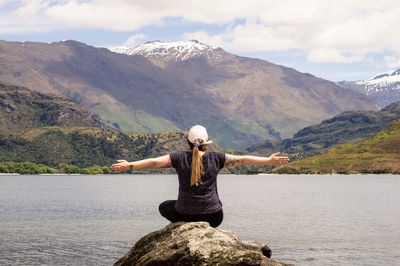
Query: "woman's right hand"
111 160 131 173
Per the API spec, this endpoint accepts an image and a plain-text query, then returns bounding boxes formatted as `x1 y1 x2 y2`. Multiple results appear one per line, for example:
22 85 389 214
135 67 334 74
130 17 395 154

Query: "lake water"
1 174 399 265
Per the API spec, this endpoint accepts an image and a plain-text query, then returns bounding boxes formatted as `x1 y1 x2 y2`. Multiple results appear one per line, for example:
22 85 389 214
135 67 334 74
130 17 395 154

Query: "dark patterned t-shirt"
169 151 226 214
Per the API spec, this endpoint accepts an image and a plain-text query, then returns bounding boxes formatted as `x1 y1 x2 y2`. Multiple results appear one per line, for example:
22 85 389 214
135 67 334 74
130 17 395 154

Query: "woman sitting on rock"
111 125 289 228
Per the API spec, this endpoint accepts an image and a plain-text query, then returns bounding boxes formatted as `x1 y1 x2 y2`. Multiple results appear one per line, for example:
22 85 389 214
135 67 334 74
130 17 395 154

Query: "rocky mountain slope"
0 39 378 148
337 69 400 106
0 82 100 134
273 118 400 174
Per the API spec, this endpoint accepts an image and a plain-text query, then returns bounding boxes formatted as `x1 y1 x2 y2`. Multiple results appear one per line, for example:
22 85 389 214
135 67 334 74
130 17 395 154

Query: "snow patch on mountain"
337 69 400 106
110 40 225 62
360 69 400 84
355 69 400 94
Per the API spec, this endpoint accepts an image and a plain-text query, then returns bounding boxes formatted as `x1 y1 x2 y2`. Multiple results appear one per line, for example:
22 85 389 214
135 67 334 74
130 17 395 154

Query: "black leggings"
159 200 223 228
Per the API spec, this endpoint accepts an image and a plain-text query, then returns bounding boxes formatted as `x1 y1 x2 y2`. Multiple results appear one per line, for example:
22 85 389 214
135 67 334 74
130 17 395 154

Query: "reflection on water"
0 174 399 265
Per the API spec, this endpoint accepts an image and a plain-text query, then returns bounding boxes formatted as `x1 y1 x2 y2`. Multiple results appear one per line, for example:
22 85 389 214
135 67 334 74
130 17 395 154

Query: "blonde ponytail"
191 140 204 186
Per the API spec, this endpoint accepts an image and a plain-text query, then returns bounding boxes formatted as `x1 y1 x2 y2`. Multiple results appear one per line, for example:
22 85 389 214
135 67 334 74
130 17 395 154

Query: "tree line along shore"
0 162 111 175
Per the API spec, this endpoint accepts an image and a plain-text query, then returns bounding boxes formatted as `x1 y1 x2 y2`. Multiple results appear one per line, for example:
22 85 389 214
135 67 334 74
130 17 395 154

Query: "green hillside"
273 119 400 174
247 101 400 157
0 125 273 174
0 83 188 169
0 126 200 168
281 101 400 153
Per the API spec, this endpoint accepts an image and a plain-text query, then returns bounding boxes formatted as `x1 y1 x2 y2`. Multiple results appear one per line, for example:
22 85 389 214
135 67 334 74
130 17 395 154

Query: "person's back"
111 125 289 227
170 150 225 214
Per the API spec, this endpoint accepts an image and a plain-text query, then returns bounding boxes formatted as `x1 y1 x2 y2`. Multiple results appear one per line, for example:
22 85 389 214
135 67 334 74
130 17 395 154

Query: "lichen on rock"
115 222 293 266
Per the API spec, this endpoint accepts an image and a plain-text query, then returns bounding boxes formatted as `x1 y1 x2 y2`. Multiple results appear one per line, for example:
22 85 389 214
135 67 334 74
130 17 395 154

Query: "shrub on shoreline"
0 161 111 175
0 162 55 174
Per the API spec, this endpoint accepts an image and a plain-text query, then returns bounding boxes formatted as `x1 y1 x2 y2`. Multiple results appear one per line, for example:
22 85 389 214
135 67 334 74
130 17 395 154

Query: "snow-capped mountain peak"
110 40 224 62
365 69 400 84
364 69 400 83
337 68 400 106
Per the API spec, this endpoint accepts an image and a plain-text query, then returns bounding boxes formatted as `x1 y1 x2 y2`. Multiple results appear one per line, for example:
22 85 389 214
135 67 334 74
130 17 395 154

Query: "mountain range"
336 69 400 106
0 39 378 149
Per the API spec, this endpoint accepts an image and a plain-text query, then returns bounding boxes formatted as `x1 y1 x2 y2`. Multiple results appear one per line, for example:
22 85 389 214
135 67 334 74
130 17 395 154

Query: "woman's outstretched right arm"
111 155 172 173
224 152 289 168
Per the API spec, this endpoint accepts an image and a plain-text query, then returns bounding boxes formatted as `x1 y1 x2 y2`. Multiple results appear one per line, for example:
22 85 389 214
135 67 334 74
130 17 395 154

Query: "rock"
115 222 293 266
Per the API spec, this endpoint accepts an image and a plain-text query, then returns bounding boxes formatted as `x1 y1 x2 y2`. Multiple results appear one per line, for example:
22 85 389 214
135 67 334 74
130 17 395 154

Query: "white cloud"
2 0 400 66
307 49 365 64
0 0 14 7
123 34 146 47
12 0 49 25
184 0 400 66
44 1 162 31
384 55 400 69
0 0 60 33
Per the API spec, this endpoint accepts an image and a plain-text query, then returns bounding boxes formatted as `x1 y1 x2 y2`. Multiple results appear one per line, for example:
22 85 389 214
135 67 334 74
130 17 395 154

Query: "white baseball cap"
188 125 213 144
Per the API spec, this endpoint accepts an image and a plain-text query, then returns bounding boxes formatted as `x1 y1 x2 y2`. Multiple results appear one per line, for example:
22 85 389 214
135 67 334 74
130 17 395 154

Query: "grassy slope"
273 119 400 174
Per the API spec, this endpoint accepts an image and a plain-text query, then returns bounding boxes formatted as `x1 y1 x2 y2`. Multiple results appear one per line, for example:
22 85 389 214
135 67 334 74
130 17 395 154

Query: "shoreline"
0 173 397 176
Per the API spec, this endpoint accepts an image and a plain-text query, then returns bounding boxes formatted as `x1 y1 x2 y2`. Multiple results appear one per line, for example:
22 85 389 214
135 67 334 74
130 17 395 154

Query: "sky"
1 0 400 81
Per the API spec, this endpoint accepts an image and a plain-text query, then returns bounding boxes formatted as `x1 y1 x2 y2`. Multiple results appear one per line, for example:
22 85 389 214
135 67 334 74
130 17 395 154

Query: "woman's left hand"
268 152 290 165
111 160 131 173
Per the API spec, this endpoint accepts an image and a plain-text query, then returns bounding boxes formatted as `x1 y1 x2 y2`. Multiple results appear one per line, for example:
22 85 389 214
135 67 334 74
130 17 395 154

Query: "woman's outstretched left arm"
224 152 289 168
111 155 172 173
